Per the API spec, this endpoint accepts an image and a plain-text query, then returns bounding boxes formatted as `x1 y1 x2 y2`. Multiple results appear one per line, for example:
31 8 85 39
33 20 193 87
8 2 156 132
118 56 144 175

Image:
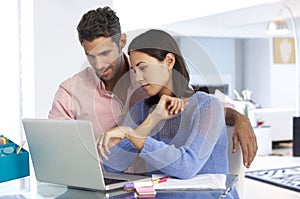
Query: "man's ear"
165 53 175 69
119 33 127 48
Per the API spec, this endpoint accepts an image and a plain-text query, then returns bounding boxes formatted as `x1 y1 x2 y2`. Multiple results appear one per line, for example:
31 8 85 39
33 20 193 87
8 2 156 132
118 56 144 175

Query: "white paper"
152 174 226 190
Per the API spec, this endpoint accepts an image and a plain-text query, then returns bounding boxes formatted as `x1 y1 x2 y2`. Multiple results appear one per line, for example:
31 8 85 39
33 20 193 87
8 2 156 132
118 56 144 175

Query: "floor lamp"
267 5 300 156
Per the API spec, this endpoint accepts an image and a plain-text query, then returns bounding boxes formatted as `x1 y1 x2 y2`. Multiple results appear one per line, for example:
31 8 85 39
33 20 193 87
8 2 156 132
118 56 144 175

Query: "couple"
98 28 232 180
49 7 256 198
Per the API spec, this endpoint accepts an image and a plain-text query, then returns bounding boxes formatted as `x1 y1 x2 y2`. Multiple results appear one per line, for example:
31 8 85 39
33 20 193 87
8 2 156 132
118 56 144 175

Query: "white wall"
243 39 271 108
0 0 22 142
243 38 298 110
269 38 297 109
270 64 297 108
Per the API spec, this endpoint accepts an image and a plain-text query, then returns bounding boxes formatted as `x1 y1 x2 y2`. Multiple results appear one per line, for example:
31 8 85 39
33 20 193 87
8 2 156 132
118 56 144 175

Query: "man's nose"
94 57 106 70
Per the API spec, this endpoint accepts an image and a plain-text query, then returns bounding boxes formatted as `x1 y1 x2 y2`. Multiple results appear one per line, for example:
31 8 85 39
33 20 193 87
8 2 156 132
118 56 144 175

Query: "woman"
98 29 239 198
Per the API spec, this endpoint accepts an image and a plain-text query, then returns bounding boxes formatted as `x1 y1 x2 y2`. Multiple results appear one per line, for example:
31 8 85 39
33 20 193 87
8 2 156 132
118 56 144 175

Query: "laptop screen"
22 118 150 191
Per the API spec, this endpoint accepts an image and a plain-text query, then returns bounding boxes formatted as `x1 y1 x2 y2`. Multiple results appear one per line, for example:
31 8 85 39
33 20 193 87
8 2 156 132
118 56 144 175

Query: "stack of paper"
152 174 226 190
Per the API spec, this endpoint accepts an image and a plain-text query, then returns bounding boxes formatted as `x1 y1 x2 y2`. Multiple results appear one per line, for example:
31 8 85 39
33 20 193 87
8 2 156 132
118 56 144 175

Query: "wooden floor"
272 141 293 156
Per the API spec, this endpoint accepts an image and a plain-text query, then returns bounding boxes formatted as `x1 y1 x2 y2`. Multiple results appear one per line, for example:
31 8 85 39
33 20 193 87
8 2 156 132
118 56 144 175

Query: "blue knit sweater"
103 92 239 198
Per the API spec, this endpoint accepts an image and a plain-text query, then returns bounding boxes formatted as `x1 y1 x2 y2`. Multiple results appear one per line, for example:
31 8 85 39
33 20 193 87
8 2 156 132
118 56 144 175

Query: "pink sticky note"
135 186 156 197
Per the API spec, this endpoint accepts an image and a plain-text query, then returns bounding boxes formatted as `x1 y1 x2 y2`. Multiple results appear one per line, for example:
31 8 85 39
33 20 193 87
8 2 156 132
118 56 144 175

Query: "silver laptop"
22 118 149 191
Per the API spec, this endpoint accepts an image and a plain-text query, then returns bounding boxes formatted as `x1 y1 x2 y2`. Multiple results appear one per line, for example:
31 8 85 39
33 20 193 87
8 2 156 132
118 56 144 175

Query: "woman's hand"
96 96 188 160
152 95 188 120
96 126 131 160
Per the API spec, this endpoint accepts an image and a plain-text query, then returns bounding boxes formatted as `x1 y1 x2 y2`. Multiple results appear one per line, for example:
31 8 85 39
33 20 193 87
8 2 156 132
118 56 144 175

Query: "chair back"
227 126 245 198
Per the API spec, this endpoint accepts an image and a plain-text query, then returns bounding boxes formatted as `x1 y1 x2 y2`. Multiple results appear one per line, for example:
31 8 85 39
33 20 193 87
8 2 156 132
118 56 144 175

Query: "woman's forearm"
126 112 162 150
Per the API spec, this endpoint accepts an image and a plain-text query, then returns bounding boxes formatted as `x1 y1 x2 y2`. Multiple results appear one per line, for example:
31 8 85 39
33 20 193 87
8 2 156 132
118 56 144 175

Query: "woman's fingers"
97 135 109 160
103 133 112 155
167 98 185 115
155 95 188 120
96 127 127 160
96 133 113 160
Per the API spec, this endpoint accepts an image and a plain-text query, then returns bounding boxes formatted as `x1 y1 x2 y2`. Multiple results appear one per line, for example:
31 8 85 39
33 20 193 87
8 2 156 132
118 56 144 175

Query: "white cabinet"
253 126 272 156
250 108 296 142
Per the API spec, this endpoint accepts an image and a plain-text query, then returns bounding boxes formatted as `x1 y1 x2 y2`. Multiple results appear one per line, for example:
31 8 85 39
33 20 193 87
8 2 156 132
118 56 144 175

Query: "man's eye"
101 51 110 56
87 54 95 59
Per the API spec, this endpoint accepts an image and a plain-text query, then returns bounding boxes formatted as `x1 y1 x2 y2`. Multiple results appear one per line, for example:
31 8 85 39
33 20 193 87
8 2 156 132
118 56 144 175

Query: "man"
49 6 257 168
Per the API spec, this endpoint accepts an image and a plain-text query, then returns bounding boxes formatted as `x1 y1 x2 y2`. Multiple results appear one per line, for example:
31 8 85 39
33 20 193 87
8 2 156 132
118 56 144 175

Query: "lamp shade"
267 18 289 34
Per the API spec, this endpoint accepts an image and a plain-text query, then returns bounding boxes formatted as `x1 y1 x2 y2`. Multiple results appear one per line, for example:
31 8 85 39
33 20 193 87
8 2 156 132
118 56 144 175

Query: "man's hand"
225 107 258 168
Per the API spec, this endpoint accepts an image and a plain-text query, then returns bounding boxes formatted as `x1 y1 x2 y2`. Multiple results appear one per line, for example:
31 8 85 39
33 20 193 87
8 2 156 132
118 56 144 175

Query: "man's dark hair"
77 6 121 45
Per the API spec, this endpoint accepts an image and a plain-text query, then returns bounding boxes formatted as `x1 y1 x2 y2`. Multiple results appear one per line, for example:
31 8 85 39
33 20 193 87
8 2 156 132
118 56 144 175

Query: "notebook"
22 118 149 191
151 174 227 190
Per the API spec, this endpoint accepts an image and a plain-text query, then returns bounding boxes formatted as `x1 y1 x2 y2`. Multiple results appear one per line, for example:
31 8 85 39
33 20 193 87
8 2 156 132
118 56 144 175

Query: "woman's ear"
165 53 175 70
119 33 127 48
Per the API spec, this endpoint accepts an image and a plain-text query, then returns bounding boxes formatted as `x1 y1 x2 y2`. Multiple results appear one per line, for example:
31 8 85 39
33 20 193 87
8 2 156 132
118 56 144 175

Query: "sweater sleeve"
102 138 138 172
139 94 226 179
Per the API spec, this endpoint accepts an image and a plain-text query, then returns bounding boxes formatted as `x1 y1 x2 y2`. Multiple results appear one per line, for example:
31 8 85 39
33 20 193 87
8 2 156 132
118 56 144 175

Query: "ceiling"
162 0 300 38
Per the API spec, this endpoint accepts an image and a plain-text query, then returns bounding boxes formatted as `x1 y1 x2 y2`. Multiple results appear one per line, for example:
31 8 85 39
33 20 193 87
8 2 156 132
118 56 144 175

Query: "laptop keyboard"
104 178 127 185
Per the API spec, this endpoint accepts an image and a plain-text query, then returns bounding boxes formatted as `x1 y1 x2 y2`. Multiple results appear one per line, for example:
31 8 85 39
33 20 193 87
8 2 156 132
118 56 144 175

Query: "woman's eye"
139 66 146 71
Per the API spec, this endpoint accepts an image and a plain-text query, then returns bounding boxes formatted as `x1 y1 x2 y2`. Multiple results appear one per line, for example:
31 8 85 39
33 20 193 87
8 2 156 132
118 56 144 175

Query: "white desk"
244 156 300 199
0 174 237 199
3 156 300 198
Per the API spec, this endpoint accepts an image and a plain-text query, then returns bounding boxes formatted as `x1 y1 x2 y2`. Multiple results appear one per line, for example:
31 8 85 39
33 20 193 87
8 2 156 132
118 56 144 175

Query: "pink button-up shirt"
48 57 147 137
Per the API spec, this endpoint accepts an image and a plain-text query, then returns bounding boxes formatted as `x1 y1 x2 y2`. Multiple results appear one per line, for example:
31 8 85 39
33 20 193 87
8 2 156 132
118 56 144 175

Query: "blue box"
0 139 30 183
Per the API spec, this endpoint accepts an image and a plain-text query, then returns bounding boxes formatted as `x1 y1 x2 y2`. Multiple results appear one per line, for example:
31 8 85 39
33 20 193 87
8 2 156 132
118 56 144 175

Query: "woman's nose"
135 70 144 82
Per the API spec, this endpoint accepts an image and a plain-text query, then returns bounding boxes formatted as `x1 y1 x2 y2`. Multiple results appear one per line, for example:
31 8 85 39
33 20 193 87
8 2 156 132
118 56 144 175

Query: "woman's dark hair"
127 29 194 106
77 6 121 45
